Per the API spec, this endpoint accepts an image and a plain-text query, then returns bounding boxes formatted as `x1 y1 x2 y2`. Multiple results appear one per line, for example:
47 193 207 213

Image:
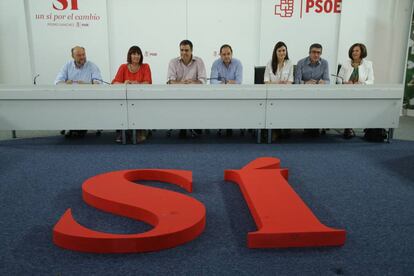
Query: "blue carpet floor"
1 131 413 275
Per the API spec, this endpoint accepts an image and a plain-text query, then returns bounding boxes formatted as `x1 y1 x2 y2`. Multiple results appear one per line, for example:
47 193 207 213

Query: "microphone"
33 74 40 85
331 74 344 84
91 78 111 85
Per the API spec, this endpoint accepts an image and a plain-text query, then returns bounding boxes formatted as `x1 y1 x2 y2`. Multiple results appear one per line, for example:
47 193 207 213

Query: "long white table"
266 85 402 129
0 84 403 143
127 85 267 129
0 85 127 130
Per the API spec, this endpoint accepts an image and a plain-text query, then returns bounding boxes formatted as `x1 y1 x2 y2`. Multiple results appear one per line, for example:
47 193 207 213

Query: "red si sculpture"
53 158 345 253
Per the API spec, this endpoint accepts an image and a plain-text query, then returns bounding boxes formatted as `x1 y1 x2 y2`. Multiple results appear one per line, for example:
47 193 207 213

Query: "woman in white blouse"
338 43 374 85
264 41 294 84
338 43 374 139
264 42 294 141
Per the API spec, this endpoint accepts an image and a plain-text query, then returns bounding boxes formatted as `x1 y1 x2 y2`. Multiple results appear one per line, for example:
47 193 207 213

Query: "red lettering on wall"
305 0 342 14
52 0 78 10
71 0 79 10
315 0 323 13
306 0 315 12
225 157 346 248
324 0 333 13
53 169 206 253
52 0 68 10
333 0 342 13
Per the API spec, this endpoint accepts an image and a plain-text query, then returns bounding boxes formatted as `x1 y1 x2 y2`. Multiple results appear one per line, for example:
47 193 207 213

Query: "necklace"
128 63 140 73
352 60 361 68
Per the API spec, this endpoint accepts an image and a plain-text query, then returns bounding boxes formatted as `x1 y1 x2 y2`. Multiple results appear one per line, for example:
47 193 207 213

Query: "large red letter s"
225 157 346 248
53 169 206 253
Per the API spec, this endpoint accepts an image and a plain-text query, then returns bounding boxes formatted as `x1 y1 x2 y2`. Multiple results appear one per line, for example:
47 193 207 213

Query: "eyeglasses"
310 50 322 54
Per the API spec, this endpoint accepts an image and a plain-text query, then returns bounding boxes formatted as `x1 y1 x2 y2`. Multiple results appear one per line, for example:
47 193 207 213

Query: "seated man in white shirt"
167 40 207 138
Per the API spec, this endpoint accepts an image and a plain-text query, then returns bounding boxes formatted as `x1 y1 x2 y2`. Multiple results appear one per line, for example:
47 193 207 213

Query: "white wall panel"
259 0 341 82
337 0 413 83
0 0 412 85
0 0 32 84
107 0 187 84
187 0 259 84
25 0 110 85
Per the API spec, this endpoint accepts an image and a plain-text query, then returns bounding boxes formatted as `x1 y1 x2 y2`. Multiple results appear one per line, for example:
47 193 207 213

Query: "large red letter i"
225 157 346 248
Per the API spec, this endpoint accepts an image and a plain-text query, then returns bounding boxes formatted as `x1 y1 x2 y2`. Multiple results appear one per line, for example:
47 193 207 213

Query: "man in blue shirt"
210 44 243 84
210 44 243 136
295 43 330 85
55 46 102 84
55 46 102 138
295 43 330 137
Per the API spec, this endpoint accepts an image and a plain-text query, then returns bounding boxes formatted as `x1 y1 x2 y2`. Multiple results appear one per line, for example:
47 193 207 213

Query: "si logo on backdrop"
52 0 79 10
53 157 346 253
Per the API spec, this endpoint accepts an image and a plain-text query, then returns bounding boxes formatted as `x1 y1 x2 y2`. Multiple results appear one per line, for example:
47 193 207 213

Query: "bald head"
71 46 86 66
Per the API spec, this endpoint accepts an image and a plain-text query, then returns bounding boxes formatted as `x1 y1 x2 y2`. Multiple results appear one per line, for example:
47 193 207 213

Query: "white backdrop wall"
0 0 412 85
259 0 341 76
25 0 110 85
186 0 259 85
108 0 258 84
0 0 32 84
337 0 413 83
107 0 188 84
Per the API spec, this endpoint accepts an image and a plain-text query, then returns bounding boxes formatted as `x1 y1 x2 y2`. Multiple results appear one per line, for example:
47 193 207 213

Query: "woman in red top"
112 46 152 143
112 45 152 84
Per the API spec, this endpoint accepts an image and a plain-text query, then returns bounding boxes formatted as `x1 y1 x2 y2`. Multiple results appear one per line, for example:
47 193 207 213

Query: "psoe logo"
275 0 294 18
275 0 342 19
305 0 342 15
